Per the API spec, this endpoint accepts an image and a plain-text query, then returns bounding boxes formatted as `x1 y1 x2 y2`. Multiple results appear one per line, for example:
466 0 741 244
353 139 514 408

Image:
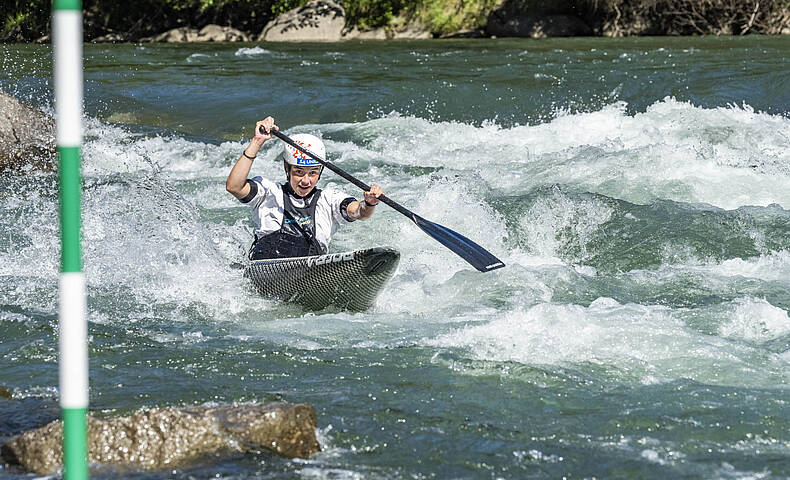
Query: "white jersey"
239 176 356 252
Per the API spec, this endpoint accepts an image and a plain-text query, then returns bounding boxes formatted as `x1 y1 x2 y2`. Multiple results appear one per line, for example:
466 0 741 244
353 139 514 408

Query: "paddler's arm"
346 184 383 220
226 117 277 199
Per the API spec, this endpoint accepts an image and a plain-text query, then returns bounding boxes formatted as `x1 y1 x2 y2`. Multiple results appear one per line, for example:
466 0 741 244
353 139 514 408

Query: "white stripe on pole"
59 273 88 409
53 10 83 148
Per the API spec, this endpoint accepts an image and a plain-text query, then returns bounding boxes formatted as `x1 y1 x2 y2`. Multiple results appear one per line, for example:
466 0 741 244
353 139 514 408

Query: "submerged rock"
259 0 346 42
0 91 56 173
1 402 319 475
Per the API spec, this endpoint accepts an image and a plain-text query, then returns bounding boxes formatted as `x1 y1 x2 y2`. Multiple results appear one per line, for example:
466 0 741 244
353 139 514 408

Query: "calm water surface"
1 36 790 478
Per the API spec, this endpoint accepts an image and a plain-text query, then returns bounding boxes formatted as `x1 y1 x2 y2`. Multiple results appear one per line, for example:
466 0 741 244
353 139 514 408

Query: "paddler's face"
289 166 322 196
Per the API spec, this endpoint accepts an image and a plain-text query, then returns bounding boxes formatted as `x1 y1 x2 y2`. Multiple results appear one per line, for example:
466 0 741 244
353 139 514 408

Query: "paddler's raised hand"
364 184 383 206
227 116 277 200
254 117 277 145
245 117 277 160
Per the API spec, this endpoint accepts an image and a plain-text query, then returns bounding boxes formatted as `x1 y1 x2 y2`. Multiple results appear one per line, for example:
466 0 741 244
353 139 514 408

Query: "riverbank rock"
439 29 487 39
259 0 346 42
143 26 199 43
342 27 388 40
1 402 319 475
343 17 431 40
486 7 591 38
91 32 130 43
197 24 251 42
0 91 56 173
141 25 250 43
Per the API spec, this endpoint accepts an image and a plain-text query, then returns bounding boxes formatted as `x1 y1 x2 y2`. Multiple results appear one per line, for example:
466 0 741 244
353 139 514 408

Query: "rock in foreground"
1 402 319 475
0 91 56 173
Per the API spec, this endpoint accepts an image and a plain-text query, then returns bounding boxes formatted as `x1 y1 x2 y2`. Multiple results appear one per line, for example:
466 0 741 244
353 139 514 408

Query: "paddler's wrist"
356 198 377 218
244 140 264 160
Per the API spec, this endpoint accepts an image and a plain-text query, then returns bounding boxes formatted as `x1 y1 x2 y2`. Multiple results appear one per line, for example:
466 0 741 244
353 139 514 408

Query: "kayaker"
226 116 384 260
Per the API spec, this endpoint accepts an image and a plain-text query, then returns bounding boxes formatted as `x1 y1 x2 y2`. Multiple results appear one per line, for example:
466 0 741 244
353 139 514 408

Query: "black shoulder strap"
281 185 324 254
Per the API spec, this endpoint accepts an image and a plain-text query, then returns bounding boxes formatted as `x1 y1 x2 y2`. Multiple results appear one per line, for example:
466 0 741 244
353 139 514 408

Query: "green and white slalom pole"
54 0 88 478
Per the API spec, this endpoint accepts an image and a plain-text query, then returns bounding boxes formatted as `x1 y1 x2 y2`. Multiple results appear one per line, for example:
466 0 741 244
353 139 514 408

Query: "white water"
327 98 790 209
425 295 790 388
3 98 789 390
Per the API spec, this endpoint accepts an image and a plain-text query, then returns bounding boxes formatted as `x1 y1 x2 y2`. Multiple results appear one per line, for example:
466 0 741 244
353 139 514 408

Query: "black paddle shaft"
265 127 406 215
262 126 505 272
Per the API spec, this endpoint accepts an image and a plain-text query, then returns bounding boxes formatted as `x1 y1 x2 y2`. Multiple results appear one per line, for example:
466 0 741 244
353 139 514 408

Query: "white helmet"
283 133 325 167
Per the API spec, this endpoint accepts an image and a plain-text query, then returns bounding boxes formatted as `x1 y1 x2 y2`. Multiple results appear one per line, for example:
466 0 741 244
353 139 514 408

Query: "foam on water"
619 250 790 303
424 297 790 387
234 46 273 57
82 118 246 178
517 186 614 260
717 297 790 342
538 99 790 209
325 98 790 210
700 250 790 282
186 53 212 63
0 121 286 325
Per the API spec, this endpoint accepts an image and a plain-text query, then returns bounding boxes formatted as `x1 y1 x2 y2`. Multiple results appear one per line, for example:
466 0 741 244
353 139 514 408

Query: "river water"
1 36 789 478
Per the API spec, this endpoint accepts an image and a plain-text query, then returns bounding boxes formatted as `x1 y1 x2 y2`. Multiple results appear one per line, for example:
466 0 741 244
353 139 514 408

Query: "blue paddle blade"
413 214 505 272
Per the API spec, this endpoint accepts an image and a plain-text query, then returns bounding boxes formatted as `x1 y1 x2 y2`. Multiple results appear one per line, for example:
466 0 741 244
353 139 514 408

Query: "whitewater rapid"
4 98 788 389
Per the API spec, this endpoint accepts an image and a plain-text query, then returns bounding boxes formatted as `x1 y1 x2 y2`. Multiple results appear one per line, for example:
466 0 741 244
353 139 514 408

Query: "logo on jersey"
284 216 313 227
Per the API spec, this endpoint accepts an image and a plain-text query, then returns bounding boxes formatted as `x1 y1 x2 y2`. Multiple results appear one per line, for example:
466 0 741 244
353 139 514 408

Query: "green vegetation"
269 0 309 16
344 0 406 30
2 0 50 41
1 0 788 42
343 0 498 34
417 0 500 35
